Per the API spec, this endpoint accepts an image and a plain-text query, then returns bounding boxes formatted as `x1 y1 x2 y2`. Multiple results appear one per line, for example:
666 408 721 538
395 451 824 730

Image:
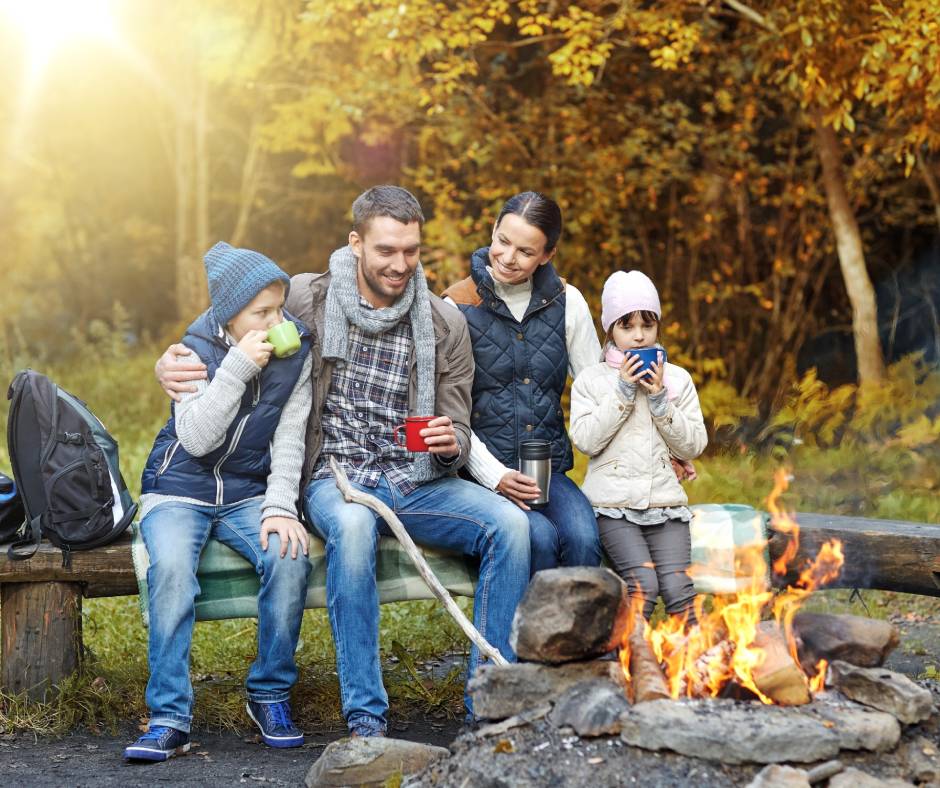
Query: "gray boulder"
510 567 632 664
305 737 448 787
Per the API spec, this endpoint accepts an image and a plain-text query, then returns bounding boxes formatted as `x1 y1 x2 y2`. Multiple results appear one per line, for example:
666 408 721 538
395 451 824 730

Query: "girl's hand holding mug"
637 353 665 395
238 329 275 368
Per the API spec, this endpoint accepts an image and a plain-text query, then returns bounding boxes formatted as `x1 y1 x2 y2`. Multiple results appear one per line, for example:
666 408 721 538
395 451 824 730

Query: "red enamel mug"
393 416 434 452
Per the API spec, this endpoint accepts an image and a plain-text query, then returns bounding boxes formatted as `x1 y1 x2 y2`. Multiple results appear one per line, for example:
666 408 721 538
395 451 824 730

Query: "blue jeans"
140 498 311 733
303 474 530 731
528 473 603 575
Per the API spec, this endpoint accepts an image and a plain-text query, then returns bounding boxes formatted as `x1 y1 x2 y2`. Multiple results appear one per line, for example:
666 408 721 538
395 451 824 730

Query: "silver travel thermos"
519 439 551 509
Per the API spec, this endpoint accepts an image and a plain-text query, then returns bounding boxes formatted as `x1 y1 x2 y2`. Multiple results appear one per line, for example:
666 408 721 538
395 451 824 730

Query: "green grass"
0 347 937 734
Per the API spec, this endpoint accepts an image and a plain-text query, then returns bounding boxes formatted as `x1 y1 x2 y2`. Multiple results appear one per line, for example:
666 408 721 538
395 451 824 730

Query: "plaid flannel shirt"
313 311 418 494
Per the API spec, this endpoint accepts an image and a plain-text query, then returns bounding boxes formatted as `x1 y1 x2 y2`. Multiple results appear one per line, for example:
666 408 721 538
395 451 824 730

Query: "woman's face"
488 213 555 285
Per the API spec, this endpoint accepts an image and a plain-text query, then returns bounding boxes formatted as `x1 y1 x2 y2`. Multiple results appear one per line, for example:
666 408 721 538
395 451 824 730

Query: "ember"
620 469 845 705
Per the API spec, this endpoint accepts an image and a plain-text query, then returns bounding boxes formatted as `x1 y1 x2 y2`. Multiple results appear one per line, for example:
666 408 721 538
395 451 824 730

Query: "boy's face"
349 216 422 308
227 282 286 342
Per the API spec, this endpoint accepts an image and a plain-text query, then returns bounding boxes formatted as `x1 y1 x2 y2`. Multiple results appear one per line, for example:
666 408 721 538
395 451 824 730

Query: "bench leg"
1 582 83 700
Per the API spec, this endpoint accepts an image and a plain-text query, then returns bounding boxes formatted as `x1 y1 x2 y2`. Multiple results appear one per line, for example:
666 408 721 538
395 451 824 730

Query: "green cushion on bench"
131 504 767 625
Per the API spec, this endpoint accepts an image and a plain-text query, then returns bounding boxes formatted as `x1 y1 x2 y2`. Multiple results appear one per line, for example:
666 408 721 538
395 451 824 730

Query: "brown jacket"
286 271 474 490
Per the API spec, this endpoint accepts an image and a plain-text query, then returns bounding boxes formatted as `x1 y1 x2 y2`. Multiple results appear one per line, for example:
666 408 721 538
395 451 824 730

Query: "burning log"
750 622 811 706
681 639 734 698
626 617 671 703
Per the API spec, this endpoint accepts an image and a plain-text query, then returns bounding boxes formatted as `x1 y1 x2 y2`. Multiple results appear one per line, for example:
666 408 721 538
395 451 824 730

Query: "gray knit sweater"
139 343 313 522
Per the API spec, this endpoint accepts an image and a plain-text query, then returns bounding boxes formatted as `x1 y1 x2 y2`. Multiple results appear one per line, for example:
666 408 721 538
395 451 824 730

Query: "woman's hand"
261 516 309 559
637 353 665 395
155 343 208 402
497 470 541 511
237 329 275 368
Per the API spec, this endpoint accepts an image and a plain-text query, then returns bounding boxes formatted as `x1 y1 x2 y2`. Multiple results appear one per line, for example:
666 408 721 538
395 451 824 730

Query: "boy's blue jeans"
527 472 603 575
303 474 530 732
140 498 311 733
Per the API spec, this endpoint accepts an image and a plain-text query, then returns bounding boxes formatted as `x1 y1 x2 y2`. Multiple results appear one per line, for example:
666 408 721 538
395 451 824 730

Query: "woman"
442 191 603 574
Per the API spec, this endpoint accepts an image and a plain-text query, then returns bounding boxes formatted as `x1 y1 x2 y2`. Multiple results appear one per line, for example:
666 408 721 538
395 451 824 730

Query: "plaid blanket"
131 503 767 625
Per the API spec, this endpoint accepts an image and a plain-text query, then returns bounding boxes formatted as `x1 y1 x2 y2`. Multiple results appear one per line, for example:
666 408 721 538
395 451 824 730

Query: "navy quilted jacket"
445 247 572 473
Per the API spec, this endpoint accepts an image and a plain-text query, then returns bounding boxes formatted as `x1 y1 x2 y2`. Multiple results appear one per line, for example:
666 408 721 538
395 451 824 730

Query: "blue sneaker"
123 725 190 762
246 700 304 748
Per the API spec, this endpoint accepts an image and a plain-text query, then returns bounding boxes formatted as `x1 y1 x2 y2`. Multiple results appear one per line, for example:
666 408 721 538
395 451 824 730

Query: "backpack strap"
7 513 42 561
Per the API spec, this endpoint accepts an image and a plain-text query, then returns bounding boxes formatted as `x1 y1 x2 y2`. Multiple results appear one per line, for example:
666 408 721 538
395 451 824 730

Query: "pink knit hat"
601 270 661 332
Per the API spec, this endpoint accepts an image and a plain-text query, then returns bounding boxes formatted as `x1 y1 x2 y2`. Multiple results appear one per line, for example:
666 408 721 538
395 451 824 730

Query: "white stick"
329 457 508 666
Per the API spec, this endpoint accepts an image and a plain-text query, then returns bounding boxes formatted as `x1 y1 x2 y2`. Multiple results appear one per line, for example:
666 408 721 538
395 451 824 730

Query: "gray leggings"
597 516 697 624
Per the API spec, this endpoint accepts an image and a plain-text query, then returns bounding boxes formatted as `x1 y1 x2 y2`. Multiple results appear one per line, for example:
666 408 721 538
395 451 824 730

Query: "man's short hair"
351 185 425 236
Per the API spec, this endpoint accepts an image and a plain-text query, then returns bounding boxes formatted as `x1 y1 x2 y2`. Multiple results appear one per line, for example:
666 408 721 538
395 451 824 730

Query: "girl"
443 191 603 575
570 270 707 624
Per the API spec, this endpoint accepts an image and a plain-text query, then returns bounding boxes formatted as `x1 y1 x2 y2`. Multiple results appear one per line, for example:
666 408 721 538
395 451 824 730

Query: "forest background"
0 0 938 731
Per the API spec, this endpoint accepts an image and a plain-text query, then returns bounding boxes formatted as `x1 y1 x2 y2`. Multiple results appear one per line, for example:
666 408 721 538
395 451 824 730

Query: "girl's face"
488 213 555 285
611 312 658 350
227 282 286 341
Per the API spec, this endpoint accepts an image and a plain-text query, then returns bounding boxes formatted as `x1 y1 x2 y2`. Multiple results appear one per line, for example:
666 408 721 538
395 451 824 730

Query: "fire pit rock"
618 696 902 765
792 612 900 671
548 679 631 737
828 661 936 725
510 567 632 664
469 660 627 721
305 737 448 787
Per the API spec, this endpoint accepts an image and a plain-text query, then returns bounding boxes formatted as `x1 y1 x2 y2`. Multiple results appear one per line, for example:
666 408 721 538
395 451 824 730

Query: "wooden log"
329 457 508 666
768 514 940 597
1 581 82 700
627 617 671 703
750 621 810 706
0 534 137 598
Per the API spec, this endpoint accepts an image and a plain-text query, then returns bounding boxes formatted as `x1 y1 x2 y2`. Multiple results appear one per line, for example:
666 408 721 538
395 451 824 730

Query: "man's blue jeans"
528 472 603 575
140 498 311 733
303 474 530 732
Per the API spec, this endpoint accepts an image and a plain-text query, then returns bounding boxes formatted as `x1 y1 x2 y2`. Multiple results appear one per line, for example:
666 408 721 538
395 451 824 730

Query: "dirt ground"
2 617 936 788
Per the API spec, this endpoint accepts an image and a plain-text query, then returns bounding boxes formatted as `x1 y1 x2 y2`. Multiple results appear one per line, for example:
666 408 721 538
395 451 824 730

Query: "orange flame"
619 468 844 705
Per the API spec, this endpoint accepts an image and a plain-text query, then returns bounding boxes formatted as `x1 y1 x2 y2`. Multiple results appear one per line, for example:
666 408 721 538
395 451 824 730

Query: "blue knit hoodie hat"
203 242 291 327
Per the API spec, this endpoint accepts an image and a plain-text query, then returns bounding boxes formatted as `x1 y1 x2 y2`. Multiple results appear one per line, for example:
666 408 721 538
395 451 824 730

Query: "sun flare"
1 0 118 73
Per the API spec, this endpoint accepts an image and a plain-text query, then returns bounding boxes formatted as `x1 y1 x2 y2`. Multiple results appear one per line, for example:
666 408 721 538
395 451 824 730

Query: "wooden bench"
1 514 938 699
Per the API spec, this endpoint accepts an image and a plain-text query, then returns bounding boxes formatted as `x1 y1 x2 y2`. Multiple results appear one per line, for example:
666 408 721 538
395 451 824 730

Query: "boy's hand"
420 415 460 457
156 343 208 402
261 516 309 559
637 353 665 395
237 329 275 368
497 470 541 511
618 352 646 384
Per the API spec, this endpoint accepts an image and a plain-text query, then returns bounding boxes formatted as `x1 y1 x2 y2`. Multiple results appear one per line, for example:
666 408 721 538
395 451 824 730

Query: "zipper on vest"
156 439 181 478
213 377 262 505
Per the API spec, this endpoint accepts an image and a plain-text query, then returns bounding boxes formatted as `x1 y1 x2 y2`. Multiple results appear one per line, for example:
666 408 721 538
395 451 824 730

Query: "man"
157 186 531 738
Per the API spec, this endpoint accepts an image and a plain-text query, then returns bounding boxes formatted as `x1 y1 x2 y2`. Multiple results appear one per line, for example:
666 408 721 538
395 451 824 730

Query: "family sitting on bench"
126 185 706 762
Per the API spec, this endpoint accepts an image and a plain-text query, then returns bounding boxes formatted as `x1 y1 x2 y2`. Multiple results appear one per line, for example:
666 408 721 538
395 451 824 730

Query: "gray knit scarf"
322 245 437 483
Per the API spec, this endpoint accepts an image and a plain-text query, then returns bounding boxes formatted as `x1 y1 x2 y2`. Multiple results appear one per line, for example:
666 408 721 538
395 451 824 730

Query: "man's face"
349 216 422 308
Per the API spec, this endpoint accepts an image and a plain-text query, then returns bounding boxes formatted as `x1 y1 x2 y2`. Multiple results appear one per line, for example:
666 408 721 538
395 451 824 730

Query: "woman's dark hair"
495 191 563 252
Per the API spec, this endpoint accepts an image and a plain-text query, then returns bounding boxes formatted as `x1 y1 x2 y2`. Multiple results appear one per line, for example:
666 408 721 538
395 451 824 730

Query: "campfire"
621 469 846 706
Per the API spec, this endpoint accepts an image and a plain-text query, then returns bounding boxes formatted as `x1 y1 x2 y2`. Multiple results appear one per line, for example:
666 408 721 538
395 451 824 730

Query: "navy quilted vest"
141 310 310 505
452 248 572 473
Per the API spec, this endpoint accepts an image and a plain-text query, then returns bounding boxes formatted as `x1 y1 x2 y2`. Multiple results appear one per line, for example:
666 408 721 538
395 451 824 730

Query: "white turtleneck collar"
487 266 533 322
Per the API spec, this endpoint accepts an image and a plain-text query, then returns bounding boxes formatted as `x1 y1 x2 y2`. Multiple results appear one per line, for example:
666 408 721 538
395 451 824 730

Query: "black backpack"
6 369 137 564
0 471 25 543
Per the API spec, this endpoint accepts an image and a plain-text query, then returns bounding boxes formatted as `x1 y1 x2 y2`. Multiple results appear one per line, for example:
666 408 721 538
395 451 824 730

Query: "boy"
124 242 312 761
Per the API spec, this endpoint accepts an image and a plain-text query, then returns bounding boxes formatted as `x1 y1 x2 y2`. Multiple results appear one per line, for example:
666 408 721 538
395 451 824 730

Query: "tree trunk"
813 111 885 385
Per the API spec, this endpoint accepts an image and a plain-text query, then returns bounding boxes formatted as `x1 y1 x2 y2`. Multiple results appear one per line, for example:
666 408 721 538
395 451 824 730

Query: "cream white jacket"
570 361 707 509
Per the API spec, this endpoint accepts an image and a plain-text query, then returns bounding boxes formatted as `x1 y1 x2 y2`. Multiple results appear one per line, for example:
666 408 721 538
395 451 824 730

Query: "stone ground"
2 618 936 787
